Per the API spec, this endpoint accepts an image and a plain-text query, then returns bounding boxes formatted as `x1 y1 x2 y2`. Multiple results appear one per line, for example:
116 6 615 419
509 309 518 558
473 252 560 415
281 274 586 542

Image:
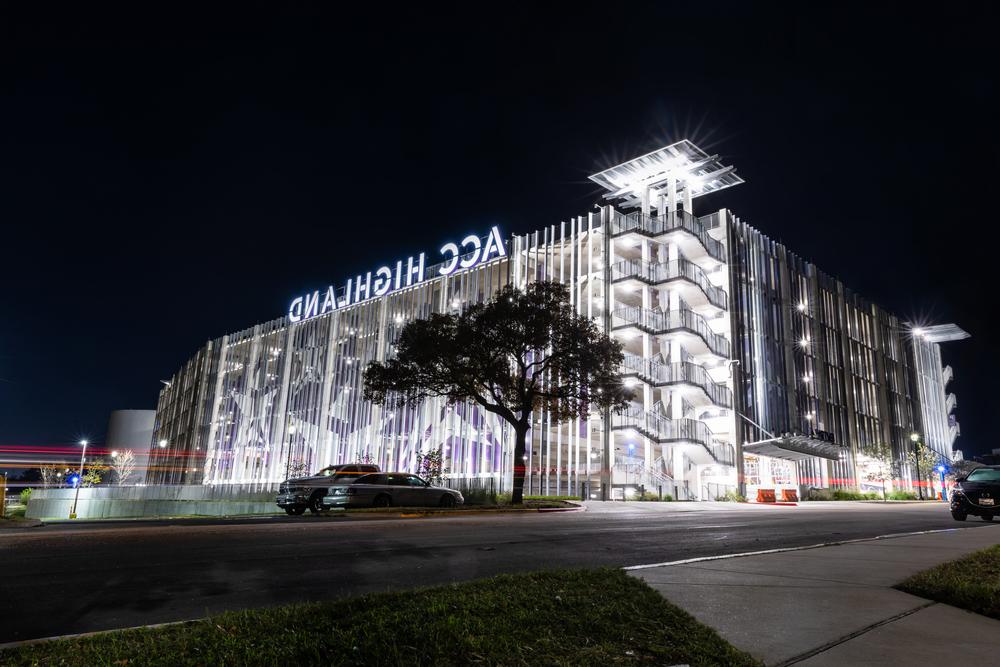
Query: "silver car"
322 472 464 509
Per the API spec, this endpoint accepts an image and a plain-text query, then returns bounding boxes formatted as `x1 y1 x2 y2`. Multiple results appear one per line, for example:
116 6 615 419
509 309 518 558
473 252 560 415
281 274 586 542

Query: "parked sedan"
322 473 464 509
950 466 1000 522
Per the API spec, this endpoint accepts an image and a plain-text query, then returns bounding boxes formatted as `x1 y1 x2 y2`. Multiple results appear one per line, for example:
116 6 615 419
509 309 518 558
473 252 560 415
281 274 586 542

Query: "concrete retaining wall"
26 486 280 519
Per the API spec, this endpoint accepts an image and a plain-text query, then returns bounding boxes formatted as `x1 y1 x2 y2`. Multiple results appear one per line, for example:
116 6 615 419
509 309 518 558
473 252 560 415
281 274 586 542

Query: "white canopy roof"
589 140 743 209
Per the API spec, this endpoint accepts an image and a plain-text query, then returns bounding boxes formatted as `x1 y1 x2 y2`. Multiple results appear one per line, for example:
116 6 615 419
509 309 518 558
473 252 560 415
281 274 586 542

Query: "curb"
0 620 198 653
622 525 997 571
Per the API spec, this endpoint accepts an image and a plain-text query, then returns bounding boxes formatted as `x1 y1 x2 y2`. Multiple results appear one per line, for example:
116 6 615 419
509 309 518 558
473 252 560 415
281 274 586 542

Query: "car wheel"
982 514 995 522
951 510 967 521
308 494 325 514
286 506 305 516
373 494 392 508
439 494 456 508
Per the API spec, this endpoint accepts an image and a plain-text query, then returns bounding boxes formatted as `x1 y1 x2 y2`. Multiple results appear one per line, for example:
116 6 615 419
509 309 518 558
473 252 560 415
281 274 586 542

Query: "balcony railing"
609 210 725 262
942 365 953 386
613 407 735 466
613 304 730 358
945 393 957 413
612 258 727 310
621 352 732 408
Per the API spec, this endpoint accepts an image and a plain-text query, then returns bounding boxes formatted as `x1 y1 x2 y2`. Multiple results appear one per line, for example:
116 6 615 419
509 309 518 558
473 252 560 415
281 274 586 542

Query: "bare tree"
110 450 137 485
39 462 69 488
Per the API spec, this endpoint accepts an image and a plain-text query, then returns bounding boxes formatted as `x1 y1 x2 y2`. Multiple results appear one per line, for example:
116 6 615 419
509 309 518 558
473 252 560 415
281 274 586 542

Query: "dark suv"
950 465 1000 522
276 463 380 515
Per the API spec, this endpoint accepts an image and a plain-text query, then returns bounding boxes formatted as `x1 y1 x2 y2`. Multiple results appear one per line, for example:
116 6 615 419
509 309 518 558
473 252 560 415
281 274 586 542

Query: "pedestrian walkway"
628 525 1000 665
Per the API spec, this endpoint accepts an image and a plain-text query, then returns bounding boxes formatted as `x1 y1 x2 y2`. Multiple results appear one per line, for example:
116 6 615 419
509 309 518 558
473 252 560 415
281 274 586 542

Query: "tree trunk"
511 423 529 505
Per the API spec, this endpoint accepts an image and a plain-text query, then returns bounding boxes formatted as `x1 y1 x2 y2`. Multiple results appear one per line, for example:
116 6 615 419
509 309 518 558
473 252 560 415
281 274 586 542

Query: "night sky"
1 4 996 456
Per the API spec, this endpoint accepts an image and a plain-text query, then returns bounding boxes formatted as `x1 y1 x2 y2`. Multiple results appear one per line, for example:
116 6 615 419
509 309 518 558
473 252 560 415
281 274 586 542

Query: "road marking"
622 526 990 571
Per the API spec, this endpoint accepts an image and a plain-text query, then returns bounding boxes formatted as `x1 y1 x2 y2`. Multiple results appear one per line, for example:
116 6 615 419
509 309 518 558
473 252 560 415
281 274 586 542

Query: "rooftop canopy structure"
589 139 744 211
912 323 971 344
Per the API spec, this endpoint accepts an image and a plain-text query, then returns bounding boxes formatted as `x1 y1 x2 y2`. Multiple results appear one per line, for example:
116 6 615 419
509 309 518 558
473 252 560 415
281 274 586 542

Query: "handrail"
613 407 735 466
613 304 730 358
609 210 725 262
621 352 732 408
611 258 727 310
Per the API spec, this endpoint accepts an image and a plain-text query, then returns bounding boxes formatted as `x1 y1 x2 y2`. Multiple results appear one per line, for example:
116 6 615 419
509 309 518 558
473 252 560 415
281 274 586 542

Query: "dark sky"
1 3 996 455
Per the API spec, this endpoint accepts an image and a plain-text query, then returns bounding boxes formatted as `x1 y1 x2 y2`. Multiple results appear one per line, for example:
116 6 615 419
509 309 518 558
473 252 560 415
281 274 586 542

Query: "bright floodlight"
158 439 168 448
910 433 920 442
80 439 88 446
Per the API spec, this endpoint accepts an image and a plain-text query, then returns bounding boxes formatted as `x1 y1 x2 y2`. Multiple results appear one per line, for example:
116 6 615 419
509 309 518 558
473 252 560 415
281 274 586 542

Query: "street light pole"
910 433 923 500
69 439 88 519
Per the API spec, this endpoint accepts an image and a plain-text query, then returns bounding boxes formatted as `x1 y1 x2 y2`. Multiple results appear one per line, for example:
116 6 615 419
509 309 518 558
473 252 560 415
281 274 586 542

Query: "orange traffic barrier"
756 488 776 503
781 489 799 502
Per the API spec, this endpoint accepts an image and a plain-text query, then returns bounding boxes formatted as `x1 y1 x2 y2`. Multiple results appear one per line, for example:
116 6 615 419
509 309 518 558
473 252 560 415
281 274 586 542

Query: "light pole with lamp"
69 439 88 519
910 433 923 500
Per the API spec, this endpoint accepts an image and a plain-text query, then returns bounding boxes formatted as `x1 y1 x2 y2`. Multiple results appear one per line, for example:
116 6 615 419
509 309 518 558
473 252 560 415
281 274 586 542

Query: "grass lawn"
895 544 1000 620
1 568 759 667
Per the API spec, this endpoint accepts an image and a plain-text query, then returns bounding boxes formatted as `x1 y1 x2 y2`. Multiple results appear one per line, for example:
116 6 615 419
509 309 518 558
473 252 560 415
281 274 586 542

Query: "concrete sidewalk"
629 525 1000 665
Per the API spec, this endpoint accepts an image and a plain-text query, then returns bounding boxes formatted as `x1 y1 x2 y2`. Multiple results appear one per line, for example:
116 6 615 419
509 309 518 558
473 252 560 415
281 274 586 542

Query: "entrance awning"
743 435 843 462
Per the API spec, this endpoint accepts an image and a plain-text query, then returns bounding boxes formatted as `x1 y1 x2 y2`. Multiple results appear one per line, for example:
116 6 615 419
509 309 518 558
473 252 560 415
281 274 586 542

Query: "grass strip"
895 544 1000 620
2 568 759 666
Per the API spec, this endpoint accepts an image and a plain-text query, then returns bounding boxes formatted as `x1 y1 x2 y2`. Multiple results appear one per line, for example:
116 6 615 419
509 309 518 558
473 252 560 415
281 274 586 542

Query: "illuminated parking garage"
147 140 967 501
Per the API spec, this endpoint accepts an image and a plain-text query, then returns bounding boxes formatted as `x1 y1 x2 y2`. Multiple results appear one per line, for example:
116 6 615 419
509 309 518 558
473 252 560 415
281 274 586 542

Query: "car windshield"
966 469 1000 482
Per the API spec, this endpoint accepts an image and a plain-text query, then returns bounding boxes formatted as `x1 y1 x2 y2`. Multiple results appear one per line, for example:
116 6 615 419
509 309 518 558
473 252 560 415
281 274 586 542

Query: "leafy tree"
364 281 628 505
286 459 310 479
416 447 448 486
861 441 899 502
906 440 943 499
80 469 102 488
949 458 983 482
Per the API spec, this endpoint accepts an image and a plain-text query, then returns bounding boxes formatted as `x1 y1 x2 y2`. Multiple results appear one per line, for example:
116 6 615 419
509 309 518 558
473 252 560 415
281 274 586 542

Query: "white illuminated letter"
480 226 506 262
355 271 372 302
338 278 353 309
303 291 320 319
406 253 425 286
439 242 460 275
459 235 482 268
373 266 392 296
288 297 304 323
321 286 336 314
394 260 403 290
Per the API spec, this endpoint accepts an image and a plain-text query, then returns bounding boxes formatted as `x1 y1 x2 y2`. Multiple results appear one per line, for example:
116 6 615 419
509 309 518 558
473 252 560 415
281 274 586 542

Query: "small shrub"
497 493 580 505
805 488 834 501
460 488 497 506
635 491 673 501
831 489 880 501
715 490 747 502
887 490 918 501
19 488 33 506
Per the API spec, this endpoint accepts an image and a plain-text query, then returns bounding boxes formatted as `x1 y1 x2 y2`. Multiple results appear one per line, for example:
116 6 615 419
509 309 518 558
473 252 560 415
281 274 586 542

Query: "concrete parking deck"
629 525 1000 665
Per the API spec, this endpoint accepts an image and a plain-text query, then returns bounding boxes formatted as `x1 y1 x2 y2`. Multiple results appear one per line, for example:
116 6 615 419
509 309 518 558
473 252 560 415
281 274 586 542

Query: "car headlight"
952 484 962 494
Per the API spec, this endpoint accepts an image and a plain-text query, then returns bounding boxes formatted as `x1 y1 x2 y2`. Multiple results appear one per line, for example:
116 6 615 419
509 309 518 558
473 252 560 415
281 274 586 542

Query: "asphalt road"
0 501 992 643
